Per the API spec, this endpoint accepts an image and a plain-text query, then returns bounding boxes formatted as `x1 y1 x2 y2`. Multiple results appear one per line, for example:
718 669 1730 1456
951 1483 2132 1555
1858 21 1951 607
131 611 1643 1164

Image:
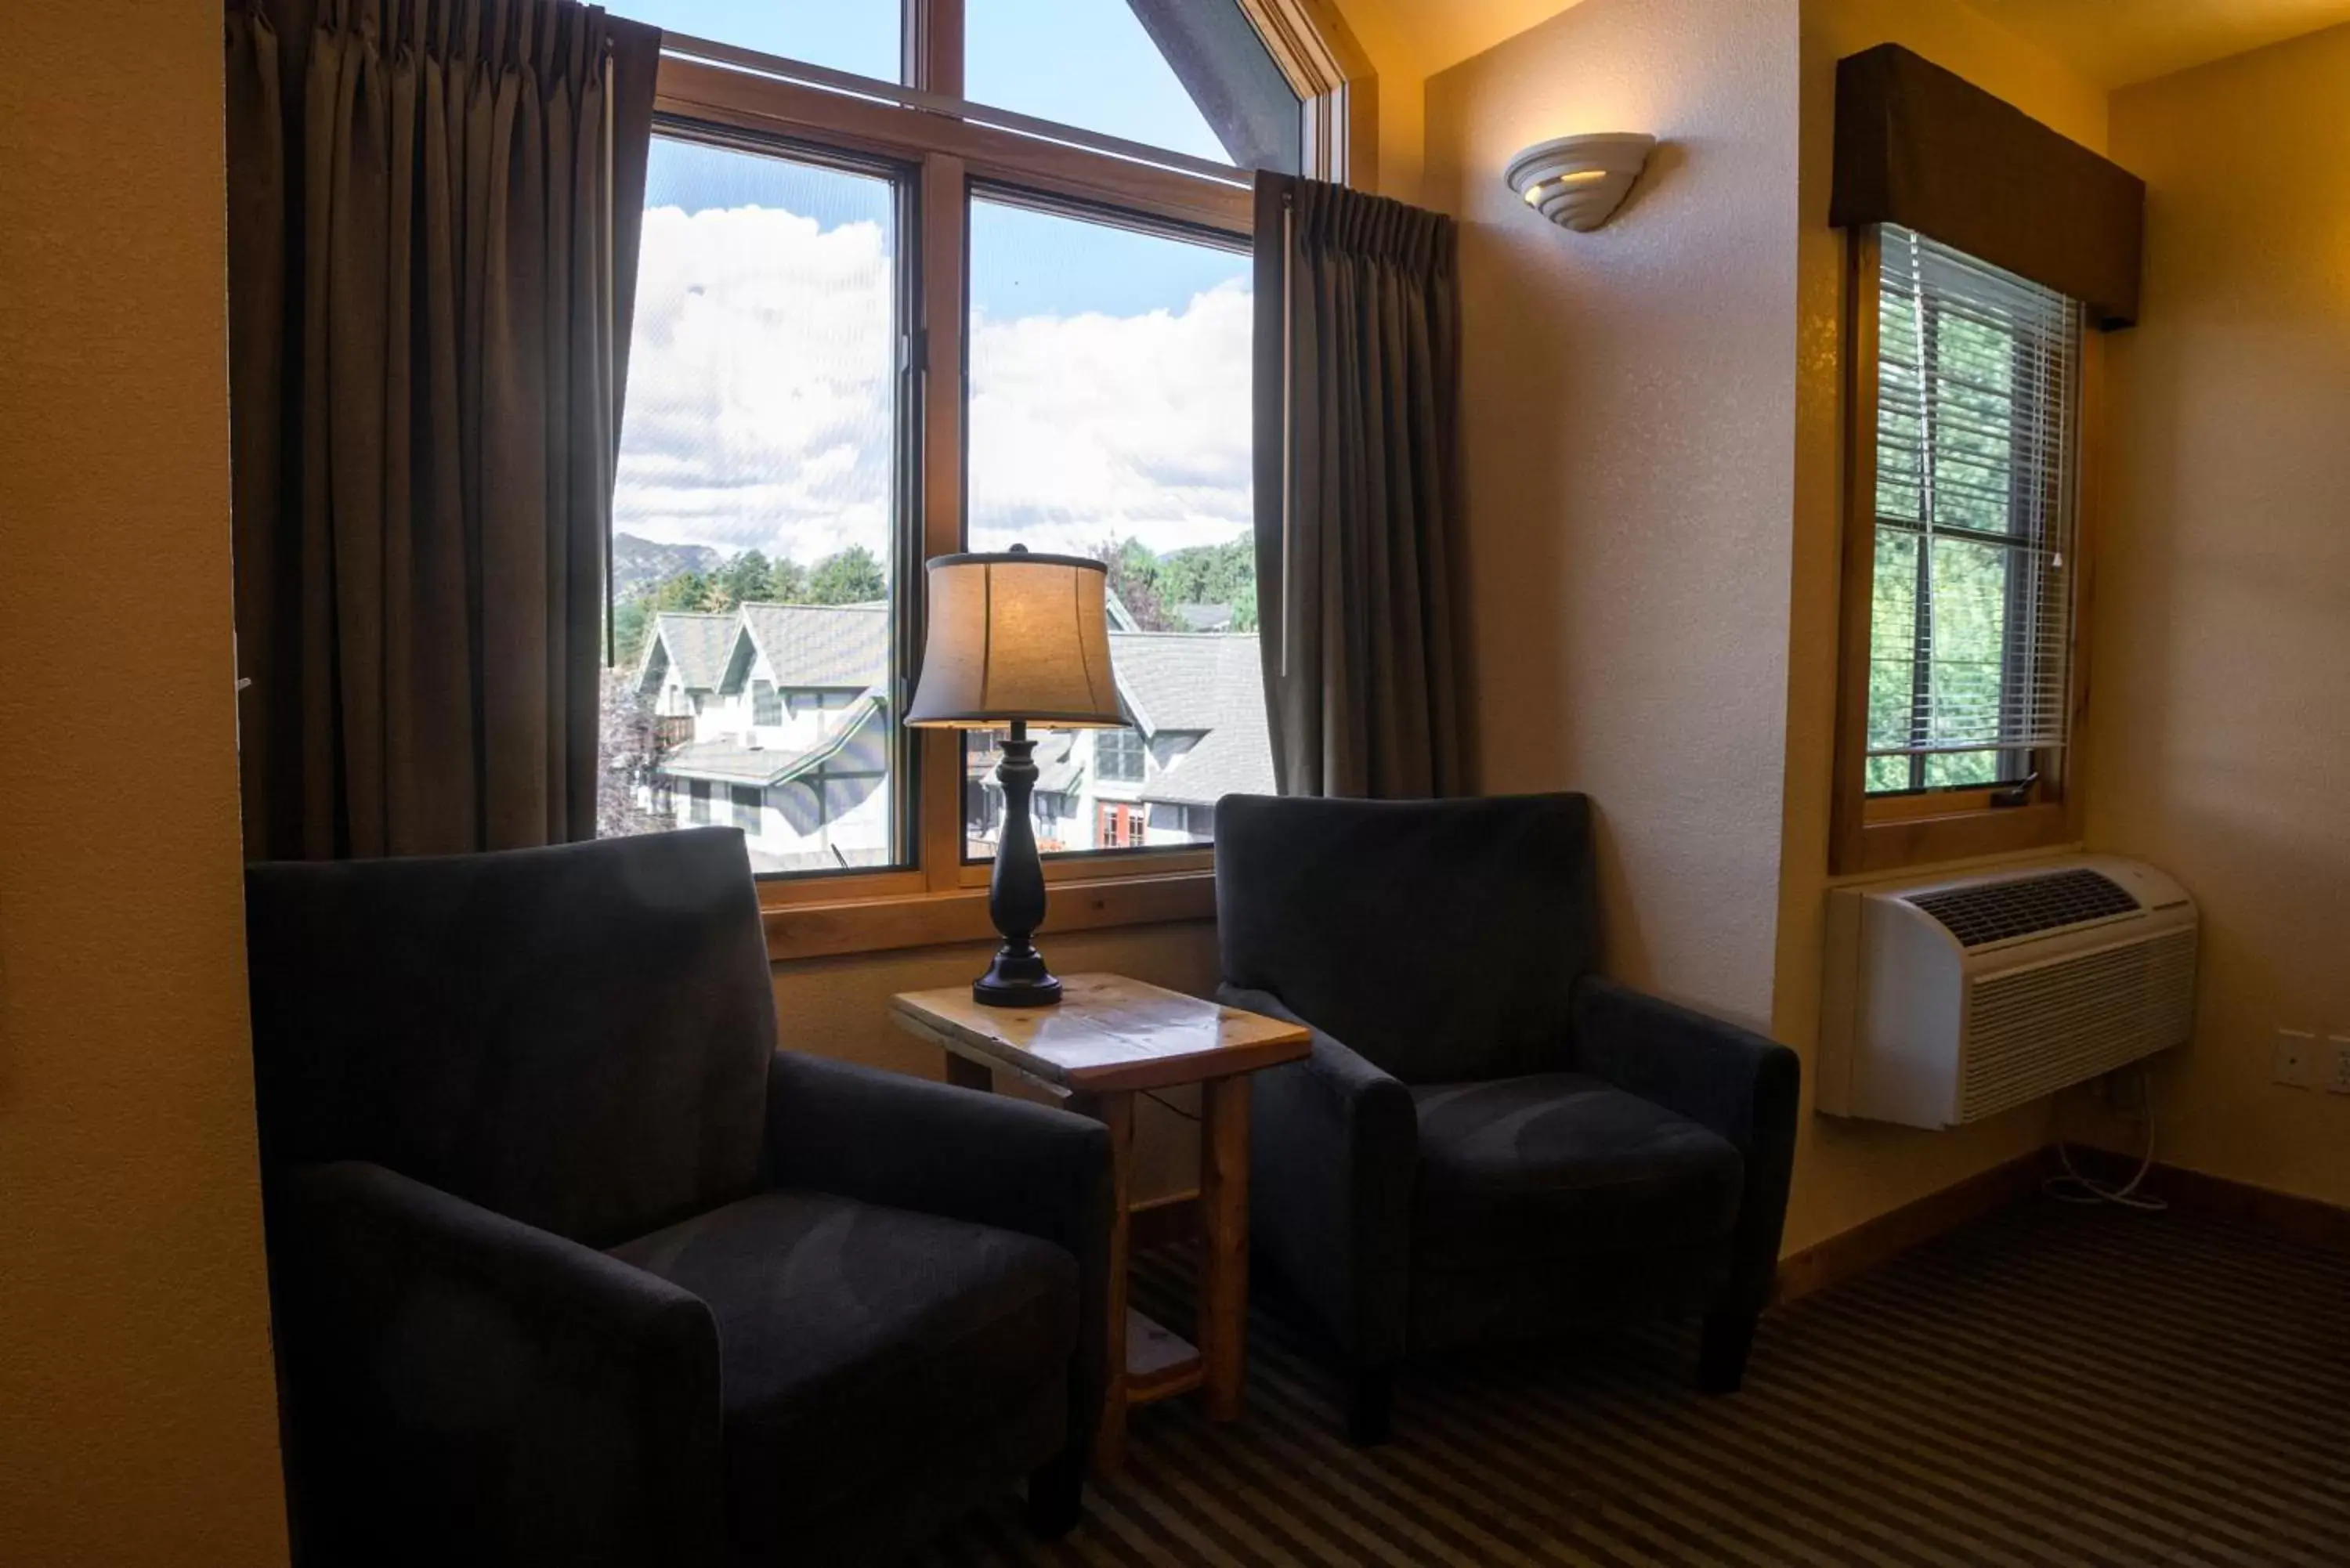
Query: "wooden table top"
888 973 1310 1094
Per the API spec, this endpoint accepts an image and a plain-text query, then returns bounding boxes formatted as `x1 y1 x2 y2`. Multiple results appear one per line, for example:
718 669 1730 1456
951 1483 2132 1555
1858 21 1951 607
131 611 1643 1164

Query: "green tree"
1094 537 1175 630
765 555 809 603
807 544 886 605
609 567 717 665
1153 537 1257 631
710 549 774 609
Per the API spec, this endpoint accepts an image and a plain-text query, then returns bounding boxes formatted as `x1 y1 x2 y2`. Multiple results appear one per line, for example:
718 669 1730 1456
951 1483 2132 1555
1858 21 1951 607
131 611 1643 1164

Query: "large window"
598 138 906 876
1835 224 2088 873
598 0 1353 937
960 197 1271 861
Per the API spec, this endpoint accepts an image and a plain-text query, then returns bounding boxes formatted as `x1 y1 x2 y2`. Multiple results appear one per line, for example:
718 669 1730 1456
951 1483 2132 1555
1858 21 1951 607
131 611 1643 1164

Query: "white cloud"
968 280 1252 557
616 203 896 564
615 203 1252 571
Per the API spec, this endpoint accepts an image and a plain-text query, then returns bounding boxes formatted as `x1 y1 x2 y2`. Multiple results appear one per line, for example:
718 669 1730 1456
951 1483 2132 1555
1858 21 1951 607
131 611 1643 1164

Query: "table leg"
1076 1089 1136 1471
942 1052 993 1093
1198 1075 1250 1422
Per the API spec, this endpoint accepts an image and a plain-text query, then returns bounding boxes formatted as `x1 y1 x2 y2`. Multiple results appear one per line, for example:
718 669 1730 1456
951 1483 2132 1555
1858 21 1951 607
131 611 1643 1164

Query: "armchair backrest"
1216 793 1598 1084
245 828 777 1247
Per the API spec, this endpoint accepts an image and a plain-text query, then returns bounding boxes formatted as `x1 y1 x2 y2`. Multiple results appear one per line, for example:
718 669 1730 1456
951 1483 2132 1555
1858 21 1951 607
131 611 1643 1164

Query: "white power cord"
2044 1063 2169 1212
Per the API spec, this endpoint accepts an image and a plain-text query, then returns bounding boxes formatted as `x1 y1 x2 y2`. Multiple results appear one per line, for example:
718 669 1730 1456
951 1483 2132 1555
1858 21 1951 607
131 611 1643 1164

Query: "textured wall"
0 3 289 1562
2082 23 2350 1207
1423 0 1801 1039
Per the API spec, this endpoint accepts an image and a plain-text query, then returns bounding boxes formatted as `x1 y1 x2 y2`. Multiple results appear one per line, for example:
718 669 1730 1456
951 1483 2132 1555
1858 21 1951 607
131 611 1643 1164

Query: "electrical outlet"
2330 1037 2350 1096
2275 1028 2320 1088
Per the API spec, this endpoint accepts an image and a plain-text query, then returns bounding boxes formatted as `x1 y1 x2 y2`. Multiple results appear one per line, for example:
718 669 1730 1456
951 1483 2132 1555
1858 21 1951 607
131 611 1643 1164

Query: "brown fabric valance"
1831 44 2144 328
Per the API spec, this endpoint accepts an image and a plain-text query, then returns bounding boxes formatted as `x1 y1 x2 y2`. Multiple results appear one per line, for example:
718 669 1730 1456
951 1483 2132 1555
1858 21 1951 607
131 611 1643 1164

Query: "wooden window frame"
636 0 1371 959
1829 226 2099 876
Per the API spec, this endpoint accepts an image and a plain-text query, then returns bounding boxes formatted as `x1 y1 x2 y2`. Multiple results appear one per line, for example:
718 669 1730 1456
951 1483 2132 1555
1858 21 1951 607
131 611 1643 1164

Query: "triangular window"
967 0 1300 170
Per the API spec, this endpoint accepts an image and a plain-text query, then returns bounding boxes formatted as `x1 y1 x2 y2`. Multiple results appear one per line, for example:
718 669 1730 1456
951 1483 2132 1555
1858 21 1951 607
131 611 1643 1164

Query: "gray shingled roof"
1113 633 1276 807
1109 631 1253 732
663 692 887 786
1139 689 1274 806
637 610 737 695
733 602 888 692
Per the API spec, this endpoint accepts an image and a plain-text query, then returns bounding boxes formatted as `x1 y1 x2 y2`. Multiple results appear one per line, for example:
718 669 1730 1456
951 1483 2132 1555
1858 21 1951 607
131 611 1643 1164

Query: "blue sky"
640 141 1246 320
624 2 1249 317
610 0 1229 161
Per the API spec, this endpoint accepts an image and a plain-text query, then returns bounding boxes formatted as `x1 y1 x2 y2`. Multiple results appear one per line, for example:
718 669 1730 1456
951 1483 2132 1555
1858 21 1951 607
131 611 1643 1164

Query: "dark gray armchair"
1214 794 1799 1443
245 828 1111 1567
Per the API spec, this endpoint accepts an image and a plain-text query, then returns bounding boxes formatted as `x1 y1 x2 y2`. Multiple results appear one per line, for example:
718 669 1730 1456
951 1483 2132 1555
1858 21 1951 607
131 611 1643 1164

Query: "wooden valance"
1831 44 2144 328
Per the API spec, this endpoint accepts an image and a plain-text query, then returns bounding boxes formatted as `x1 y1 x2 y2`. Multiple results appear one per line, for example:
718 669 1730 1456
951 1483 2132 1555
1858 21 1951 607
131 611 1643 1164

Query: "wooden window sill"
762 868 1217 963
1843 799 2073 876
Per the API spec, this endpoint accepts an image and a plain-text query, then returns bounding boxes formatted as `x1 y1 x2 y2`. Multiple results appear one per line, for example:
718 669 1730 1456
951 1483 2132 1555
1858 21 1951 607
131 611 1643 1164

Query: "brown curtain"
1251 172 1464 799
225 0 659 860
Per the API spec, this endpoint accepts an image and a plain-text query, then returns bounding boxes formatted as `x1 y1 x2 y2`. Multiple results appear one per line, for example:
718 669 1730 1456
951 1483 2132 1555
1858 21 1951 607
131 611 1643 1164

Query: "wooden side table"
888 973 1309 1469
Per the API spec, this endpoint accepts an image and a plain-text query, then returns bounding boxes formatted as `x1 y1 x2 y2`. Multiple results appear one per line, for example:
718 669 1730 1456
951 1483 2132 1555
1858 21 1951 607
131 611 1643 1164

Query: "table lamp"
906 547 1125 1006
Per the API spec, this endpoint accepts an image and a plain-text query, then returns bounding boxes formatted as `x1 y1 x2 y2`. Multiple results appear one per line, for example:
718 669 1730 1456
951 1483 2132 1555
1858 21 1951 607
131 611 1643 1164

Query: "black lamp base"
972 957 1063 1009
974 721 1064 1008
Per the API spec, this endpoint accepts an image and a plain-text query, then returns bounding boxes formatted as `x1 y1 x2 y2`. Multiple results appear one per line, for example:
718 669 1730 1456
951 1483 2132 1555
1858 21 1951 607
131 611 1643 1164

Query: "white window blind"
1868 223 2082 794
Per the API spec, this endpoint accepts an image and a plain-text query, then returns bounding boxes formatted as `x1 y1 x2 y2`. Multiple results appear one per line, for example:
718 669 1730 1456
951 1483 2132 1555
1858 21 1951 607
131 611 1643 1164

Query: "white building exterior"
633 605 1276 873
963 630 1275 856
635 603 893 874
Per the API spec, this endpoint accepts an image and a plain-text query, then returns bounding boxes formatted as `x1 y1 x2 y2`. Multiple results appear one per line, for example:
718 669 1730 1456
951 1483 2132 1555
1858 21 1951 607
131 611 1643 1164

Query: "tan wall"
776 922 1223 1199
2079 23 2350 1208
0 4 289 1563
1423 0 1802 1037
1772 0 2112 1252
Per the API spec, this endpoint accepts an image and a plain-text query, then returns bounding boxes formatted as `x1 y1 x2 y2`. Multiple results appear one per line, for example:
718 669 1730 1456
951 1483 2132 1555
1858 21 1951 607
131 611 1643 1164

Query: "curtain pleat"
1252 173 1463 800
226 0 657 859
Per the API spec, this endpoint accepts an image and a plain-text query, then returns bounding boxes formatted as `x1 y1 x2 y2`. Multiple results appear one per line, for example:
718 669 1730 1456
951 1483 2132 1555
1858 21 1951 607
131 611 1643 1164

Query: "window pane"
963 197 1269 858
967 0 1299 168
602 137 902 876
1866 226 2077 796
606 2 899 83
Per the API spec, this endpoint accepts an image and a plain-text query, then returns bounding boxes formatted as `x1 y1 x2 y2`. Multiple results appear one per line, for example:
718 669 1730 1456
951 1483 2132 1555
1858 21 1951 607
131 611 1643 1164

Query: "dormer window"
1095 728 1147 783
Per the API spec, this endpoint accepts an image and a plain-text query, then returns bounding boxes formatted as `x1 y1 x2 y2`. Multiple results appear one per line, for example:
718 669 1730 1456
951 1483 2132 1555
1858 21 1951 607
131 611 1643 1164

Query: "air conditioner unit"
1820 855 2197 1129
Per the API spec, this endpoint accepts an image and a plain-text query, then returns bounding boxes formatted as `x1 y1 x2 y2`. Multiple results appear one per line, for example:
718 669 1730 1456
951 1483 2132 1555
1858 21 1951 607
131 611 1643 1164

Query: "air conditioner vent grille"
1908 868 2138 948
1958 929 2198 1122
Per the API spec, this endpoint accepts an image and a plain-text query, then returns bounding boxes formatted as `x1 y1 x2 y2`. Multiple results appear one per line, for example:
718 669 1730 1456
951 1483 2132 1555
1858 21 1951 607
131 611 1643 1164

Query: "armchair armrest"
273 1161 724 1567
1571 976 1802 1313
763 1050 1112 1262
1217 985 1418 1370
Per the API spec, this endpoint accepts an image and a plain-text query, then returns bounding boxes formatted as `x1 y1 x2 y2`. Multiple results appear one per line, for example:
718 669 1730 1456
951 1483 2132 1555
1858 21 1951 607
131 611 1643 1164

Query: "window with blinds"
1867 224 2082 794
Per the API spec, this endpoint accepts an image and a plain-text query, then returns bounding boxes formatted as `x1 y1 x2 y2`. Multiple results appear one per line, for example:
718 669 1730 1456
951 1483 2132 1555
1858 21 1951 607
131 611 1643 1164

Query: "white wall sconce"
1504 133 1657 231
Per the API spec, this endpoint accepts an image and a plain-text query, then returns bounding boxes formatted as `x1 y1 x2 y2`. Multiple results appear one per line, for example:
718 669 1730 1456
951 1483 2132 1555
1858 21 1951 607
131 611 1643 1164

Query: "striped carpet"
920 1200 2350 1566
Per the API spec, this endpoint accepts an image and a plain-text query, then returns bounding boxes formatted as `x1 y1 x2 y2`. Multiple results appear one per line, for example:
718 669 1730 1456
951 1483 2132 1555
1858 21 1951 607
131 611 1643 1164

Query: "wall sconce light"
1504 133 1657 231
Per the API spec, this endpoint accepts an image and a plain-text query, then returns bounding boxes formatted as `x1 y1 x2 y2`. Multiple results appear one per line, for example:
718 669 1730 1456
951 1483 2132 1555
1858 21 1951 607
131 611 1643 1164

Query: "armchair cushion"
609 1189 1077 1556
1408 1075 1743 1272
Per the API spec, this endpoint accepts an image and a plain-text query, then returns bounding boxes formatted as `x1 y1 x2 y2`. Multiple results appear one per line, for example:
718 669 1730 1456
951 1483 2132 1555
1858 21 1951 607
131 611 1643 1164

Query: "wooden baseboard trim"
1774 1144 2350 1309
2062 1147 2350 1255
1772 1151 2046 1307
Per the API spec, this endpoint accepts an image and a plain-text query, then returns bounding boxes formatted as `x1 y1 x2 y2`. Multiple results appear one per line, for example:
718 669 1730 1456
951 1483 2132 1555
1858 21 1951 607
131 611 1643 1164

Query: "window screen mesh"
1868 225 2082 792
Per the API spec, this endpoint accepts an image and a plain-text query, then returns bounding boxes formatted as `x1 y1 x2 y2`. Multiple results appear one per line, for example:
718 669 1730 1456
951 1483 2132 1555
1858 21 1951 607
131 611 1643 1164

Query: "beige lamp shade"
905 550 1126 728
